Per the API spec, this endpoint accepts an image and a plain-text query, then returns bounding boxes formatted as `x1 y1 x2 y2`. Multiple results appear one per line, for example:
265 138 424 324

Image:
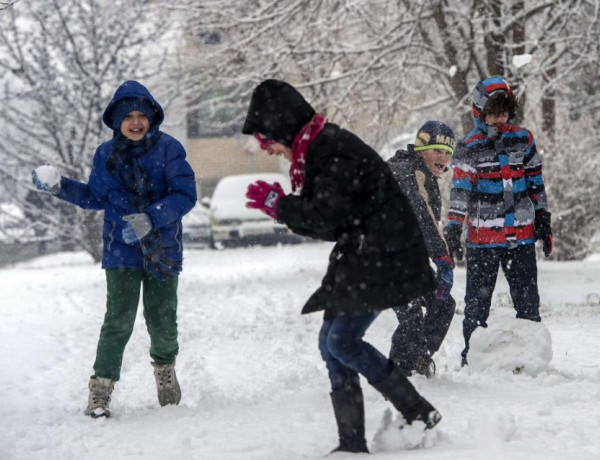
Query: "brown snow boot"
84 377 115 418
414 355 436 378
152 361 181 406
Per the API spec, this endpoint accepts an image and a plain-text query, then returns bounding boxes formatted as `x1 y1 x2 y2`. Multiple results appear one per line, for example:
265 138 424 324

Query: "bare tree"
175 0 600 259
0 0 170 261
1 0 598 259
0 1 19 11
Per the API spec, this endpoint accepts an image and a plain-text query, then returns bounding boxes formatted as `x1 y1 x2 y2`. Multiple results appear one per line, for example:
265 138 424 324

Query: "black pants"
462 244 541 359
390 293 456 375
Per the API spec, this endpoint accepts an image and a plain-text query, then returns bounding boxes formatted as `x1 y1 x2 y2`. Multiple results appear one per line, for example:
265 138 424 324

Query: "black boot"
372 365 441 429
329 383 369 454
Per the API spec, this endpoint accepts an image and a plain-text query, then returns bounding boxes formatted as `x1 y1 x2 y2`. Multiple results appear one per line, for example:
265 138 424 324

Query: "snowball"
468 315 552 376
34 165 61 186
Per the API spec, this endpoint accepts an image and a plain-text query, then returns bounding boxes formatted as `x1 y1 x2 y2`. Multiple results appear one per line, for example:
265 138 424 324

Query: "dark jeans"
390 293 456 374
462 244 541 358
93 268 179 381
319 311 393 392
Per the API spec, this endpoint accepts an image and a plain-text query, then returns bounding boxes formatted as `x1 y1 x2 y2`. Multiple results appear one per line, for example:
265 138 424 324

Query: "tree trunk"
485 2 505 76
542 44 557 142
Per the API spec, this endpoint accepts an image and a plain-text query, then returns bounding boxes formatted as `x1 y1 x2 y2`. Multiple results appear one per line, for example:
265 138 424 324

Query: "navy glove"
122 213 152 244
534 210 553 257
443 224 464 262
32 165 61 195
433 256 454 300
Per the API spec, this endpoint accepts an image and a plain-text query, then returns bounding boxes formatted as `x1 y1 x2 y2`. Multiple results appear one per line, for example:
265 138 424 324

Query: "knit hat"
413 121 456 154
110 97 156 130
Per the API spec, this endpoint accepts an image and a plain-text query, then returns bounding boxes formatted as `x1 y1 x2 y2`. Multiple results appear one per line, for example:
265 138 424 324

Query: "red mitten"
245 180 285 219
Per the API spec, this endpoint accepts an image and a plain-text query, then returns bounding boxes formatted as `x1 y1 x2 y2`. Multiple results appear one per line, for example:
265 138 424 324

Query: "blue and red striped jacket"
447 79 549 248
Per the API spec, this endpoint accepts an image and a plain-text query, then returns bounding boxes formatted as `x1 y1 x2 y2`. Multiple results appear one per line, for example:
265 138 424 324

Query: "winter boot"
329 383 369 454
414 355 436 378
84 377 115 418
152 361 181 406
372 365 441 429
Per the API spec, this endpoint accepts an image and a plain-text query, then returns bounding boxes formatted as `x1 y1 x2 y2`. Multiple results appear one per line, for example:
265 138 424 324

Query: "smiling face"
417 148 452 178
120 111 150 141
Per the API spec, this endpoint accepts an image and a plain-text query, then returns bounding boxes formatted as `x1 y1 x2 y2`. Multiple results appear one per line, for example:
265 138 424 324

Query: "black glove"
534 211 553 257
444 224 464 262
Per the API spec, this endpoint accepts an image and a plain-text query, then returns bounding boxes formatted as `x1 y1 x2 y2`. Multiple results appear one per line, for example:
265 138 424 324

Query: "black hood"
242 79 315 147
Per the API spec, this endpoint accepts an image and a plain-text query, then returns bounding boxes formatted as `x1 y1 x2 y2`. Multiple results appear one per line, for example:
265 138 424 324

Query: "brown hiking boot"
414 356 436 378
84 377 115 418
152 361 181 406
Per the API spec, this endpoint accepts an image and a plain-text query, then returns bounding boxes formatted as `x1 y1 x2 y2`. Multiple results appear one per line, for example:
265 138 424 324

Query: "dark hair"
484 91 518 116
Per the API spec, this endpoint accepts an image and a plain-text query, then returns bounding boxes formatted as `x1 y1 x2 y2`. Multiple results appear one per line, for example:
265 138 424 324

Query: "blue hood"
102 80 164 131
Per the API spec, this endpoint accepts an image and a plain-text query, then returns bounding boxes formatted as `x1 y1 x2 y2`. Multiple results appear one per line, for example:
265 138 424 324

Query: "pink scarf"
290 114 327 192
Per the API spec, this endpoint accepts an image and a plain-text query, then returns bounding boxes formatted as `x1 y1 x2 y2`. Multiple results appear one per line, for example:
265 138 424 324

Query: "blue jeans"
319 312 393 391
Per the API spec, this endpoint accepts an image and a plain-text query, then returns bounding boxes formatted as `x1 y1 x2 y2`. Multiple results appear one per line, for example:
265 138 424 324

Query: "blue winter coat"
55 81 197 271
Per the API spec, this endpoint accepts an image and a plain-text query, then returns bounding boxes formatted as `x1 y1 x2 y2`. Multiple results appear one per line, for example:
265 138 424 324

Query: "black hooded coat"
243 80 434 319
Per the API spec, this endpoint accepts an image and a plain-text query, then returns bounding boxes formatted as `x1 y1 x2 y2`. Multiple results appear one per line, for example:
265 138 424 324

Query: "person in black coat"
387 121 457 378
242 79 441 454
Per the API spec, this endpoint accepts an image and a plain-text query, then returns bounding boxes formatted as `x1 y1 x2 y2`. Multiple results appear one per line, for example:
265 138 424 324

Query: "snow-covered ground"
1 242 600 460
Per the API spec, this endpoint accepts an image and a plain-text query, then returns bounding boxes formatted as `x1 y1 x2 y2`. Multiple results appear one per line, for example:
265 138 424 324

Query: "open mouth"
128 128 145 137
435 163 447 173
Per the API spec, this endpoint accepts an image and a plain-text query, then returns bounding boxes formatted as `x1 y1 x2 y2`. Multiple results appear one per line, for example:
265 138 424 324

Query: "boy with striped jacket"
444 76 553 366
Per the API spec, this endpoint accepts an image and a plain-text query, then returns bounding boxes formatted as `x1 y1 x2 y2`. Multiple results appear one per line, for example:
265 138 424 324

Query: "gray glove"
122 213 152 244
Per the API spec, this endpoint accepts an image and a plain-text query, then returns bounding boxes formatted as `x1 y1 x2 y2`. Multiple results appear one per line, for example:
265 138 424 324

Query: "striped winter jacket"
447 117 549 249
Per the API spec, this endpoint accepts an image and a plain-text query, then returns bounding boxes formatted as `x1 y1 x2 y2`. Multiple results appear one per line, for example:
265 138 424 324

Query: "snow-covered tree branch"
0 0 171 261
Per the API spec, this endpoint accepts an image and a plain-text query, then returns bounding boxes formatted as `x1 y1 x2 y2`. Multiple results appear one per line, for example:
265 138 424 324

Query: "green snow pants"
92 268 179 381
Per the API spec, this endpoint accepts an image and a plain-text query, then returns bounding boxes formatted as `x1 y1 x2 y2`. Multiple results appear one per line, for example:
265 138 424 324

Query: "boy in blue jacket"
32 80 197 417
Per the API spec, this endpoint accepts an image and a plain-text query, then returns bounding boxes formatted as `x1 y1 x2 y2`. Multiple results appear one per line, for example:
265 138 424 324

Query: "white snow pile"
513 53 533 69
371 408 438 452
468 315 553 376
2 244 600 459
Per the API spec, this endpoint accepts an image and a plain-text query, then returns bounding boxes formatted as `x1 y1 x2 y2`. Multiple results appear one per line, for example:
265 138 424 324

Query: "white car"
181 203 211 247
209 173 297 248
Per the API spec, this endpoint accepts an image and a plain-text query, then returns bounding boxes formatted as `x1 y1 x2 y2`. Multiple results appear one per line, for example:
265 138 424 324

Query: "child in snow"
387 121 457 378
444 75 553 366
242 79 441 454
31 80 197 417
